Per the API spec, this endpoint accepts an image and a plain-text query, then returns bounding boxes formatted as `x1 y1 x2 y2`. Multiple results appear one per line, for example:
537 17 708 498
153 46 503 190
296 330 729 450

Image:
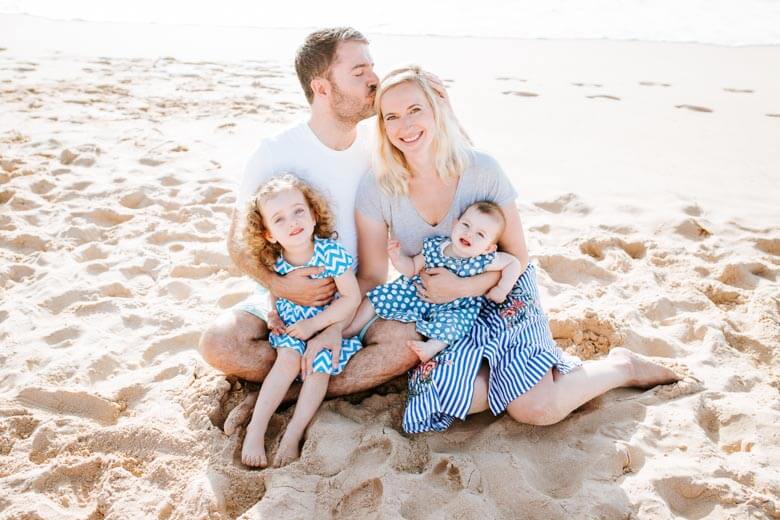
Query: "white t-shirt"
237 121 372 262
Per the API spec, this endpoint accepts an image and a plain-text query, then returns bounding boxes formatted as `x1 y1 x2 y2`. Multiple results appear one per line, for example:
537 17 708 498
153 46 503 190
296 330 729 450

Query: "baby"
348 201 521 362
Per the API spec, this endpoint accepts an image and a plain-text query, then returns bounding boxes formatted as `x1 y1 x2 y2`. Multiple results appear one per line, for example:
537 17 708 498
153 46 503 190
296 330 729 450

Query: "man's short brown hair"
295 27 369 104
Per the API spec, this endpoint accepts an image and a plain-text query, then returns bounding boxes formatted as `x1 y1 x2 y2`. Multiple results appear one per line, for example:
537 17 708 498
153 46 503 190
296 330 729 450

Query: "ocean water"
1 0 779 46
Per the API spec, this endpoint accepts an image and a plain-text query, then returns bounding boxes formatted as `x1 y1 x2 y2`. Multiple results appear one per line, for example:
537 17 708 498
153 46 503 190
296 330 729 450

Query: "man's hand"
271 266 336 307
416 268 463 304
301 325 342 380
266 310 285 335
286 318 319 341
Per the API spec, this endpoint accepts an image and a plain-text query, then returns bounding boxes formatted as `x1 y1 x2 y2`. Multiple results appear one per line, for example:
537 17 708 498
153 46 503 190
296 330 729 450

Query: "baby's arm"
483 252 522 303
388 239 425 278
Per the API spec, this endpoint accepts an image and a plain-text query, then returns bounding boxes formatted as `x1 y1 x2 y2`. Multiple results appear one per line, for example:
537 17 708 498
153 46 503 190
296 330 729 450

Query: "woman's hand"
416 268 463 304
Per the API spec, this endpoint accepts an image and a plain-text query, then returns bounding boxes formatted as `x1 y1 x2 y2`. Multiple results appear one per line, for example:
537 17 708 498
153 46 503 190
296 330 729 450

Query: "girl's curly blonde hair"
244 174 337 269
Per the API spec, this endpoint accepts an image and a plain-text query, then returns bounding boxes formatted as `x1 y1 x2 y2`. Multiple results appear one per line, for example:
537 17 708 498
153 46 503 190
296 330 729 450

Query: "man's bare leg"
325 319 421 397
467 347 680 426
199 309 275 381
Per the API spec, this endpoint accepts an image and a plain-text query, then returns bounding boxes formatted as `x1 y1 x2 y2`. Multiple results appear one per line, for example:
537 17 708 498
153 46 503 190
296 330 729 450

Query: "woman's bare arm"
355 211 390 295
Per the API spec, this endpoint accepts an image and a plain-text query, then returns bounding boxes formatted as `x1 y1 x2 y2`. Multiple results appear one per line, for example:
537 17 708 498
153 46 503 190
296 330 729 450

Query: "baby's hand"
286 318 318 341
486 286 509 303
387 239 402 261
267 310 285 336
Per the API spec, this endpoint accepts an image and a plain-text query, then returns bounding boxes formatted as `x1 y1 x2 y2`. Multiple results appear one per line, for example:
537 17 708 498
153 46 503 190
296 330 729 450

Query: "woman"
354 65 679 433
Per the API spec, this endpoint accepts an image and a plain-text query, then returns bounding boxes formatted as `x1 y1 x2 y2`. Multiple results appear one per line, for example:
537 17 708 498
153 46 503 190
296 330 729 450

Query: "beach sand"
1 14 779 519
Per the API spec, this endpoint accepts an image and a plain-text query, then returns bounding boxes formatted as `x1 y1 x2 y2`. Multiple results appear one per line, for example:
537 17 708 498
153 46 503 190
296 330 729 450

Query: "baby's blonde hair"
465 200 506 242
244 174 336 269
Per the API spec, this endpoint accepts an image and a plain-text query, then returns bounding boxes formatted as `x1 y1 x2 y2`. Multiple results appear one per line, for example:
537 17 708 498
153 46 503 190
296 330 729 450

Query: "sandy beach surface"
1 13 779 519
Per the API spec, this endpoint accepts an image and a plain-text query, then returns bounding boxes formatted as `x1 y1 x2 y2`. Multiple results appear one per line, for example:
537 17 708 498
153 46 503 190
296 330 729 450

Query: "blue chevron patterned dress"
269 237 362 375
367 236 495 345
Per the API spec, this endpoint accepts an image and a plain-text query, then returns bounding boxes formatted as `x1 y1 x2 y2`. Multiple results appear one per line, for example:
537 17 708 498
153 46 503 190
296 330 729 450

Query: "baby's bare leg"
274 372 329 468
241 349 299 468
343 298 377 338
325 319 421 397
407 339 447 363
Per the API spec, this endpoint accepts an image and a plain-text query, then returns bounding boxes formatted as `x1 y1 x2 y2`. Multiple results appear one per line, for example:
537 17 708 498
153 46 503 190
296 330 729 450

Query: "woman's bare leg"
241 349 300 467
469 347 680 425
274 372 329 467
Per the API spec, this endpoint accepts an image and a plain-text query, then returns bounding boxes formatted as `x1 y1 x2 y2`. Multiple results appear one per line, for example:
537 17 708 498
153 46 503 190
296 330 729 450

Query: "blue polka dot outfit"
269 237 362 375
368 236 496 346
403 263 582 433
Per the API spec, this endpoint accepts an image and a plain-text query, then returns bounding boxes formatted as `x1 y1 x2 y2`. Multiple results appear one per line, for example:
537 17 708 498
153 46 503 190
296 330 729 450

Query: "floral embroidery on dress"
498 290 538 329
407 357 453 400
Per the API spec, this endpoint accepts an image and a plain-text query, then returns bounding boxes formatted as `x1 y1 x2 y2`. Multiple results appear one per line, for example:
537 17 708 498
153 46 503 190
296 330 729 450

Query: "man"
199 28 421 429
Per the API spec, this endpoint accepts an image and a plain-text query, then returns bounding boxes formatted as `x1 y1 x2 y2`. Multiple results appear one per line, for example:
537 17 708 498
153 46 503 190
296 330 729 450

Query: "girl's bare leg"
241 348 300 467
469 347 680 426
273 371 329 467
342 298 377 338
406 339 447 363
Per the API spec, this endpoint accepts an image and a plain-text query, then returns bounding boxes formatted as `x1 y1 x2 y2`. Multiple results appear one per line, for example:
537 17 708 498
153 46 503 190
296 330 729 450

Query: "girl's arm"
483 252 522 303
388 239 424 278
285 269 361 341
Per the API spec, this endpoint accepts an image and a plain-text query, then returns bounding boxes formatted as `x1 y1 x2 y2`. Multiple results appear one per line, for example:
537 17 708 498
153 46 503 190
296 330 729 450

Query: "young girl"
346 201 522 363
240 174 362 468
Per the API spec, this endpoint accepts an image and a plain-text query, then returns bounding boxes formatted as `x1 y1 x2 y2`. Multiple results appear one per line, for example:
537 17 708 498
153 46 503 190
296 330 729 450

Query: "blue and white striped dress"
269 237 362 375
403 262 582 433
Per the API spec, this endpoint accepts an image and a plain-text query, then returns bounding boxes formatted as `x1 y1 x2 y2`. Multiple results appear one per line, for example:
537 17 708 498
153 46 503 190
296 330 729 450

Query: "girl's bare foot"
273 428 303 468
406 339 447 363
608 347 681 388
241 420 268 468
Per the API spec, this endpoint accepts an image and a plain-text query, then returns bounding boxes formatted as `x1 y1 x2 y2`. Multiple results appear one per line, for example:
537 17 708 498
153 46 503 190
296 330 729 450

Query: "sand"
1 14 779 520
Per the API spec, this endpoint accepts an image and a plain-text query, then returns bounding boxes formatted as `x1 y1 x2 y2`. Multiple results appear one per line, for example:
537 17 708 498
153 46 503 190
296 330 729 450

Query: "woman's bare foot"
609 347 681 388
273 428 303 468
224 391 258 436
241 419 268 468
406 339 447 363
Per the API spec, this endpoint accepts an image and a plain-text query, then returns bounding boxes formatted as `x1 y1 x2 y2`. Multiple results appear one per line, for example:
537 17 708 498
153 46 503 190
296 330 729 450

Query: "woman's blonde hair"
374 64 472 196
244 174 337 269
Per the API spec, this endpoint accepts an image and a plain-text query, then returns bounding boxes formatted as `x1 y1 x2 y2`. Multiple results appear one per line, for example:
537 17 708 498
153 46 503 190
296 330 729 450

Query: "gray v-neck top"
355 149 518 256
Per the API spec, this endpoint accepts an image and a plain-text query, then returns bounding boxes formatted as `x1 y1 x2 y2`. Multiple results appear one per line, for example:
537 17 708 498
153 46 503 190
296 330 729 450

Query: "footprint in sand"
639 81 671 87
579 238 646 261
43 326 82 346
502 90 539 97
753 238 780 256
548 313 624 359
700 282 744 310
571 82 604 87
534 193 591 215
675 104 713 113
332 478 384 520
586 94 621 101
675 218 712 239
766 113 780 118
723 87 753 94
718 262 774 290
538 254 617 287
17 387 123 425
496 76 526 82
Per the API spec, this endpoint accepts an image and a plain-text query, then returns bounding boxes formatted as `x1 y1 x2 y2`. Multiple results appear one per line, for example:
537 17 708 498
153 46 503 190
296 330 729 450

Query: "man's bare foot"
406 339 446 363
241 420 268 468
609 347 681 388
224 391 258 436
272 428 302 468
